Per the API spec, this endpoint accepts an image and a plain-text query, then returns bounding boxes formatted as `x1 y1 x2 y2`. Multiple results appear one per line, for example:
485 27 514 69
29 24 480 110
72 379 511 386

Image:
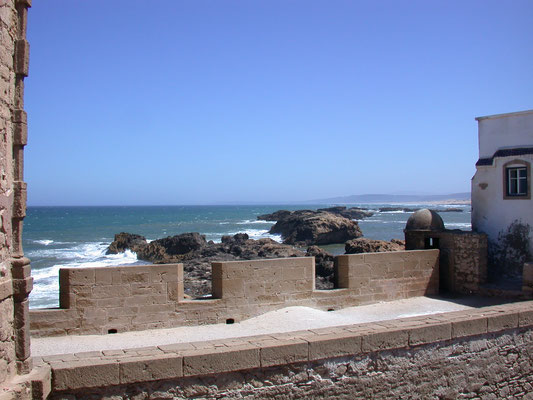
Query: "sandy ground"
32 295 503 357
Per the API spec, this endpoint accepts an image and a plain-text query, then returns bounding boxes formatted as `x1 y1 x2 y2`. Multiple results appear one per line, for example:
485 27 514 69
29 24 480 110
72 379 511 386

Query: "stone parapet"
30 251 440 337
34 300 533 397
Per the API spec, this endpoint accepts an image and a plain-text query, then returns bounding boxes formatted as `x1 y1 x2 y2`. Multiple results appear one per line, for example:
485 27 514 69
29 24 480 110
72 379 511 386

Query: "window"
503 160 530 199
506 167 527 196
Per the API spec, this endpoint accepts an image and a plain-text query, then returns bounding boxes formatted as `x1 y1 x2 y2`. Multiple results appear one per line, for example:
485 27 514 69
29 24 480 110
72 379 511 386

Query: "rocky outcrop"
344 238 405 254
136 233 208 262
106 232 147 254
306 245 335 289
269 211 363 246
317 206 374 219
258 207 373 222
107 233 305 297
256 210 293 221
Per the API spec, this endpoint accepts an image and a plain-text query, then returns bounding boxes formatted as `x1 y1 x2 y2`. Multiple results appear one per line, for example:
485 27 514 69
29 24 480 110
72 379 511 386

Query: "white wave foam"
445 222 472 229
30 242 142 308
236 220 274 225
225 229 282 243
33 239 54 246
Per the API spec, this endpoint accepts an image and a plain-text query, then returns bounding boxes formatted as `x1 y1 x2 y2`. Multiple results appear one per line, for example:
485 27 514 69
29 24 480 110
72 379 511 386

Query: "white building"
471 109 533 252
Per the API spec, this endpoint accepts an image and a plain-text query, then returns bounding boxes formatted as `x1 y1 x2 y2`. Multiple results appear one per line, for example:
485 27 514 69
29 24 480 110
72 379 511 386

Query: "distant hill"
309 192 470 204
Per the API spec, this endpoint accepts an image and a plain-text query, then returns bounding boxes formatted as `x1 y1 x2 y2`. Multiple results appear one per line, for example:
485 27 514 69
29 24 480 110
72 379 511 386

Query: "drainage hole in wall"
108 329 118 334
226 318 235 324
327 308 335 312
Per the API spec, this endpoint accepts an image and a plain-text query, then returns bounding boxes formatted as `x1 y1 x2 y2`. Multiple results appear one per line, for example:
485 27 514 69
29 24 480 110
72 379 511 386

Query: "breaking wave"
29 242 142 309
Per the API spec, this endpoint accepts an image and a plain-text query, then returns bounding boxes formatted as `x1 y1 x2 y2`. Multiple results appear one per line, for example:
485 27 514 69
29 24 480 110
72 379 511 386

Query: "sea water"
24 204 471 308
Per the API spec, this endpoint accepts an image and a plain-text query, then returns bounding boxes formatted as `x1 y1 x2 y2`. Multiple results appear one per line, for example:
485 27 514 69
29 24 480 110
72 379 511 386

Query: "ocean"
24 204 471 309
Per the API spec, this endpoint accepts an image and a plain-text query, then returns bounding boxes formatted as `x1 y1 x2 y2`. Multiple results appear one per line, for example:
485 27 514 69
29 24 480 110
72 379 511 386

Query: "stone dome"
405 209 445 232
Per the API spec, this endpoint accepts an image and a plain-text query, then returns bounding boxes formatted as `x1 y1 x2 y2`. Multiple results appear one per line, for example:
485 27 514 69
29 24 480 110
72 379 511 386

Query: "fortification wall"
405 230 488 294
30 250 439 337
0 0 33 395
36 300 533 399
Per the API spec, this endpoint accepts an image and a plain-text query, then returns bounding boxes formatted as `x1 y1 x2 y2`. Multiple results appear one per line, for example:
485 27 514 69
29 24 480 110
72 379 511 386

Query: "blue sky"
25 1 533 205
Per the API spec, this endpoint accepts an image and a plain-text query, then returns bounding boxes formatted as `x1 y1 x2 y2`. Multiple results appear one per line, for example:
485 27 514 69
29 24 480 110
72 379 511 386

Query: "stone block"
12 277 32 301
308 332 362 361
408 322 451 346
13 121 27 146
119 354 183 384
282 266 308 281
30 364 52 400
121 270 150 284
260 338 308 367
362 328 409 352
11 263 30 280
218 278 245 299
12 109 27 124
92 285 131 299
14 39 29 76
94 268 114 284
158 343 196 353
13 299 28 329
61 268 95 285
487 312 519 332
14 323 29 360
451 316 488 338
0 280 12 301
183 344 260 376
51 359 119 391
167 282 183 301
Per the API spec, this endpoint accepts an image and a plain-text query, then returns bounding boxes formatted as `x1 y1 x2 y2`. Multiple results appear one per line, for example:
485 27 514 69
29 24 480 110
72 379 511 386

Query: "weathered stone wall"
441 231 488 294
38 301 533 399
336 250 439 301
405 229 488 294
30 250 440 337
0 0 32 391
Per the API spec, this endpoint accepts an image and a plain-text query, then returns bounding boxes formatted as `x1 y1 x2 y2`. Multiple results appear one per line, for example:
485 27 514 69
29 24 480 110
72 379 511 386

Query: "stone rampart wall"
0 0 32 394
30 250 439 337
405 230 488 294
36 300 533 399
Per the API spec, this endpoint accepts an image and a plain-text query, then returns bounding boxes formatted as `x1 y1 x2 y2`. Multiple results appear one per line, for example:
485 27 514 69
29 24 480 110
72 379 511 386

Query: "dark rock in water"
270 210 363 246
257 210 293 221
432 208 463 212
106 232 147 255
258 207 374 222
317 206 374 220
136 232 207 262
306 245 334 278
344 238 405 254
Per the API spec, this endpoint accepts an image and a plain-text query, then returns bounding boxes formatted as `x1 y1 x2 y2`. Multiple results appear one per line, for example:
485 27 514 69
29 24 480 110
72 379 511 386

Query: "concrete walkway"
31 295 506 357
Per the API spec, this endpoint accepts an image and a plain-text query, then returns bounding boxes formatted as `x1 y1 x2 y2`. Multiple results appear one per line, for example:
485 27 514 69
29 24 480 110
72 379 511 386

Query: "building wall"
0 0 32 389
30 250 440 337
476 110 533 159
472 111 533 256
472 153 533 251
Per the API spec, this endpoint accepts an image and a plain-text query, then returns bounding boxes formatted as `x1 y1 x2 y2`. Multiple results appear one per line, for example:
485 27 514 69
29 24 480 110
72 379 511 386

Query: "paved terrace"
32 295 507 357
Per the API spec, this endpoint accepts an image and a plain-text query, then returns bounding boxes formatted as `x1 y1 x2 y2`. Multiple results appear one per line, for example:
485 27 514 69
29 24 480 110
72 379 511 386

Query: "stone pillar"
11 0 32 375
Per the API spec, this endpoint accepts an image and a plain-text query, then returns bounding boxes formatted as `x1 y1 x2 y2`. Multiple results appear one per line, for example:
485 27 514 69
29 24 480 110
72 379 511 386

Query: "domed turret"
405 209 445 232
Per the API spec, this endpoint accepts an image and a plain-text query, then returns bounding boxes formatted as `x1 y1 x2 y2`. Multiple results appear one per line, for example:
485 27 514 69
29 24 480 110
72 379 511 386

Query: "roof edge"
475 109 533 121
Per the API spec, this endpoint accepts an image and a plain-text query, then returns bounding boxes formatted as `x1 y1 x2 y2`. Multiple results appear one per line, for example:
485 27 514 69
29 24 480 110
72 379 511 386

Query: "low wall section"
30 250 439 337
35 300 533 399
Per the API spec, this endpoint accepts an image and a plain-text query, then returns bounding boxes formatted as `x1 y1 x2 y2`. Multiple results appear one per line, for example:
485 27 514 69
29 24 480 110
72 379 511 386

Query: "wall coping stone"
41 299 533 393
